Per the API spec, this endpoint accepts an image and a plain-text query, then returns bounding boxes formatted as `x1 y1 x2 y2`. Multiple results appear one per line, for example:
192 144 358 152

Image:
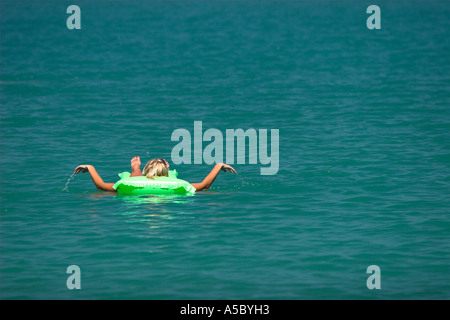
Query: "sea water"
0 0 449 299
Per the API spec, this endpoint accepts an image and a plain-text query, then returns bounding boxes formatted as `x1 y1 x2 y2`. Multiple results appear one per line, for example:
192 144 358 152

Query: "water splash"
61 173 76 192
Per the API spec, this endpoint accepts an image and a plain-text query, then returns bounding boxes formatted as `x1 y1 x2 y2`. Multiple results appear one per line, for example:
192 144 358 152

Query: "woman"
74 156 237 192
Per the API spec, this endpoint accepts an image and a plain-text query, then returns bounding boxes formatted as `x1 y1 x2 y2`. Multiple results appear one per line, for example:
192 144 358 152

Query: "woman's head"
142 158 169 179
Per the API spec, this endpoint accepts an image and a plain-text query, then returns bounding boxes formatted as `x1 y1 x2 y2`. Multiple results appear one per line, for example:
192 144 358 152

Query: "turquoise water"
1 0 449 299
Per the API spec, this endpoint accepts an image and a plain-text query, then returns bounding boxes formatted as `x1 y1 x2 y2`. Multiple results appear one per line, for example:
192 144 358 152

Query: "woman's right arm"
191 163 237 192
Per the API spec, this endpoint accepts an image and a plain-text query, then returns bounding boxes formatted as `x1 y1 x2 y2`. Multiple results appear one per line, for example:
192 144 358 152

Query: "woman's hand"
219 163 237 174
74 165 91 174
131 156 141 171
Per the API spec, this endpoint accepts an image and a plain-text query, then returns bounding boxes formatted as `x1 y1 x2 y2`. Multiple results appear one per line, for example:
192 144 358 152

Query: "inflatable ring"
112 170 196 195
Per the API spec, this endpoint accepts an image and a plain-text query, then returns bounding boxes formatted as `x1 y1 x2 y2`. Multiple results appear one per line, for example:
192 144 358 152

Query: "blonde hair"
142 158 169 179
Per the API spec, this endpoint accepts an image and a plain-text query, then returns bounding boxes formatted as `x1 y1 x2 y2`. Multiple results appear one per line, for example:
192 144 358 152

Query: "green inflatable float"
112 170 196 195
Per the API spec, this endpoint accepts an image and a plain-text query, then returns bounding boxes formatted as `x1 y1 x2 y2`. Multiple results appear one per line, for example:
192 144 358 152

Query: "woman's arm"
191 163 237 192
74 165 116 192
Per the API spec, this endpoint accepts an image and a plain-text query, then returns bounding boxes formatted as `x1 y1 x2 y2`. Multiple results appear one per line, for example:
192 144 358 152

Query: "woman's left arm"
74 165 116 191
